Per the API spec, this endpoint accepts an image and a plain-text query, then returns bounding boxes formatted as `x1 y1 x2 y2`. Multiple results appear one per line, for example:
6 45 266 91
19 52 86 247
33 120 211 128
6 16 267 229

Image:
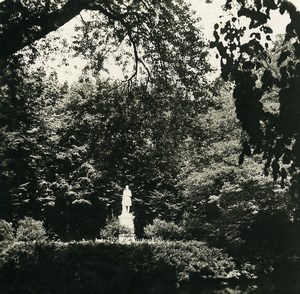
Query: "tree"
0 0 212 239
177 80 298 256
0 65 211 240
0 0 209 92
212 0 300 184
0 56 48 221
38 78 208 238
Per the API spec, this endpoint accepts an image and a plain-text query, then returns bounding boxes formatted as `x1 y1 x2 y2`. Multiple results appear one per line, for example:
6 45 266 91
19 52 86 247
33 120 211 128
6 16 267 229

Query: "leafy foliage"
144 219 184 240
99 217 132 241
0 220 14 242
0 70 209 239
0 56 48 221
0 0 210 97
0 0 212 241
0 240 240 292
15 217 48 242
177 80 299 257
1 3 299 291
212 0 300 185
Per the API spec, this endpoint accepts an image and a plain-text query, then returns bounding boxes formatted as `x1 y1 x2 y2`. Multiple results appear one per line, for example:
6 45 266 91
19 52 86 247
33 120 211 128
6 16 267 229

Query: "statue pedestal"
118 233 135 243
118 212 135 243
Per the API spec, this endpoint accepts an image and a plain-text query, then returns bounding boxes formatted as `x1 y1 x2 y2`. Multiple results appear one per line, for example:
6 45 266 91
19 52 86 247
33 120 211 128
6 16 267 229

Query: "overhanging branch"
0 0 127 59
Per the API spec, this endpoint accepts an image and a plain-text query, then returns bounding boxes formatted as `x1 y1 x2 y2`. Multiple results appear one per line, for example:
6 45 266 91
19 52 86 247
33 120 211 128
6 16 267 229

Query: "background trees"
176 79 299 258
0 0 213 239
0 0 300 260
9 76 211 239
0 57 48 222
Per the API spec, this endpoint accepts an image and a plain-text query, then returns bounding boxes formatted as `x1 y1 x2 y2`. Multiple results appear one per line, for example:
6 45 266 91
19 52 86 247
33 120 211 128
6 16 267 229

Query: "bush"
0 240 240 293
15 217 48 242
152 240 240 284
0 220 14 242
144 219 184 240
100 217 132 241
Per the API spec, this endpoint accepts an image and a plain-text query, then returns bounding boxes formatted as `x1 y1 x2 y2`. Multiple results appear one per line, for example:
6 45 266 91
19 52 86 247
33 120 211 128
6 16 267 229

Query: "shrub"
0 220 14 242
151 240 240 284
144 219 184 240
0 240 241 293
100 217 132 241
15 217 48 242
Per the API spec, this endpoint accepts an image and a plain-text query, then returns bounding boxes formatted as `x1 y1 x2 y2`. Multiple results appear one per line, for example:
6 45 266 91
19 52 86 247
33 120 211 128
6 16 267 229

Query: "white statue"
122 185 132 213
119 185 135 243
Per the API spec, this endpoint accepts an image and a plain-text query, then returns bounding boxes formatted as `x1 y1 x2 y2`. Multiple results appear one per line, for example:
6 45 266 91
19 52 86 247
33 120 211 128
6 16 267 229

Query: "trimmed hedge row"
0 240 241 293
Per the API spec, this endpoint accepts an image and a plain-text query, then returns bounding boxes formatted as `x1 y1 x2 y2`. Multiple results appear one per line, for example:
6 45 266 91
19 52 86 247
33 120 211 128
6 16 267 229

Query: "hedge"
0 240 241 293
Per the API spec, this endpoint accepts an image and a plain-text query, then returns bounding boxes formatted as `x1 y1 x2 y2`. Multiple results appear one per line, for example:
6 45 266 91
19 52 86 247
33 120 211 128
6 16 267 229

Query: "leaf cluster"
212 0 300 185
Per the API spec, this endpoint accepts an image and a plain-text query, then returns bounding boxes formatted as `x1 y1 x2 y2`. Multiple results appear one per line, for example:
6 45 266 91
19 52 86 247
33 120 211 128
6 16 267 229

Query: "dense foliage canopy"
1 1 300 290
0 0 212 239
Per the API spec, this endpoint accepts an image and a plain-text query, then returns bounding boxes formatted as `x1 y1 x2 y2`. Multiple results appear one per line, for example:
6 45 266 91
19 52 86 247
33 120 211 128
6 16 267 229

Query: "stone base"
118 233 135 243
118 212 135 231
118 212 135 243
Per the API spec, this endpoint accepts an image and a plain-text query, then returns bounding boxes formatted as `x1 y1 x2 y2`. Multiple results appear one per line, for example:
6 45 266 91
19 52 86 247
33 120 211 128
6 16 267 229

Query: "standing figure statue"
122 185 132 214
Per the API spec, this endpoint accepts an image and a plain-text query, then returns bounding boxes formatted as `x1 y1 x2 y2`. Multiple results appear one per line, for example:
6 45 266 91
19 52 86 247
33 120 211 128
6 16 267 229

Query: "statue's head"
125 185 129 189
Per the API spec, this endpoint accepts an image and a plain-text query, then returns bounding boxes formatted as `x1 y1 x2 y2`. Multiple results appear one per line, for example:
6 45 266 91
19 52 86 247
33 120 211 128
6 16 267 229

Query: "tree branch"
0 0 127 59
0 0 85 58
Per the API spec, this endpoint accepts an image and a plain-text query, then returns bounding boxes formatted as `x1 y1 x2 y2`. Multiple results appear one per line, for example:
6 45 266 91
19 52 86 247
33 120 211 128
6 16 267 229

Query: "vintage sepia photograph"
1 0 300 292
